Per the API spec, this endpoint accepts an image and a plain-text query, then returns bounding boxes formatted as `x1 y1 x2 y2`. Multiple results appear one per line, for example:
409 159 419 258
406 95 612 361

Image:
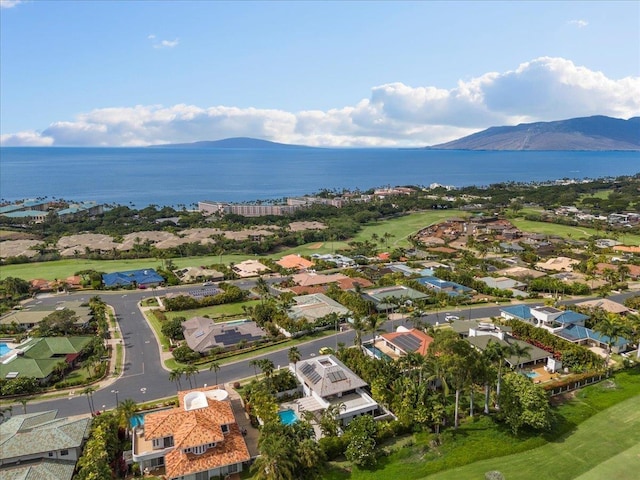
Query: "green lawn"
573 442 640 480
0 210 465 281
511 219 640 245
163 300 261 322
425 390 640 480
322 368 640 480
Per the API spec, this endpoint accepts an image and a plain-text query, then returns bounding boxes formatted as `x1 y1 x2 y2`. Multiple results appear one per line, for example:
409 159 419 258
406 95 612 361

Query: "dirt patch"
549 390 577 406
308 242 324 249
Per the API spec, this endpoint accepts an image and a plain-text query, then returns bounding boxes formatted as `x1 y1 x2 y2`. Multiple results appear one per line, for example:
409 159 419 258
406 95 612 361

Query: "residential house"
275 254 314 271
0 336 93 384
290 354 385 426
0 410 91 480
477 276 529 298
417 276 473 297
361 285 429 312
182 317 267 354
231 260 270 278
288 294 350 323
364 326 434 361
575 298 631 315
132 387 251 479
102 269 164 288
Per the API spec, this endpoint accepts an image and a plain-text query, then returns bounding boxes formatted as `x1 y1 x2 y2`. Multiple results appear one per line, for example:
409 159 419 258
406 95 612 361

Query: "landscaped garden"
320 366 640 479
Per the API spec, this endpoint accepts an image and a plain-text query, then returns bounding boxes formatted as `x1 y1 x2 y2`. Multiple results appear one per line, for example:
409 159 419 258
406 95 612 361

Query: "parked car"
319 347 334 355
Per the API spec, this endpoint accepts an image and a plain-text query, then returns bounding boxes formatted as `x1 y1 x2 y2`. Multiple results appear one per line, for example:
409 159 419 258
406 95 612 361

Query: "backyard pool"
363 344 392 361
0 343 11 356
525 371 540 379
130 414 145 428
278 409 299 426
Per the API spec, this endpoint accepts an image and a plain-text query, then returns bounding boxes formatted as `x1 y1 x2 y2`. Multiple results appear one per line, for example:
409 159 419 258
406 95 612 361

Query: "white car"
444 314 459 322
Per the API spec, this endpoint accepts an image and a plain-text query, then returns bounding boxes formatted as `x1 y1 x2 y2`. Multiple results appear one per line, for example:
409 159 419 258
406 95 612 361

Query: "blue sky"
1 0 638 147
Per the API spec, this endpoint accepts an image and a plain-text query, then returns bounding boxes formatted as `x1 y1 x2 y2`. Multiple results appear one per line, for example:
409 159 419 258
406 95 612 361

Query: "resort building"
290 354 384 426
132 387 250 480
0 410 91 480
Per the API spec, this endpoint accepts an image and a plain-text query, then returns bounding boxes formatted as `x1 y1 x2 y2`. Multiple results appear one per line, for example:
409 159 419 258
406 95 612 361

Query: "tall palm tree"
484 340 513 410
183 364 199 389
82 386 96 415
510 342 532 371
117 398 138 438
287 347 301 374
594 314 629 372
249 359 260 378
351 315 366 348
258 359 275 379
366 315 386 346
208 361 221 387
168 367 184 392
251 433 297 480
53 360 68 381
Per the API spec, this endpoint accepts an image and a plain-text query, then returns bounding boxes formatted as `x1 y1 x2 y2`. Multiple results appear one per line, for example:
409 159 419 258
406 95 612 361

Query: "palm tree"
256 276 271 305
53 360 68 381
183 364 199 389
251 433 297 480
168 367 184 392
18 397 30 414
351 315 366 348
366 315 386 346
117 398 138 438
287 347 301 374
594 314 629 372
258 359 275 379
208 361 221 387
510 342 532 371
82 386 96 415
249 359 260 378
484 340 513 410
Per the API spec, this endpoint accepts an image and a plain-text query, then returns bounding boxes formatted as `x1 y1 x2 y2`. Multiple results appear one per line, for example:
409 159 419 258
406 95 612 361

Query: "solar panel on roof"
327 370 347 383
301 363 321 383
393 333 423 353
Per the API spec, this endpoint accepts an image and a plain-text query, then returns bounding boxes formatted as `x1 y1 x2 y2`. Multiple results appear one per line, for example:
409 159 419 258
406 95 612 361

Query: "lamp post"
111 389 119 407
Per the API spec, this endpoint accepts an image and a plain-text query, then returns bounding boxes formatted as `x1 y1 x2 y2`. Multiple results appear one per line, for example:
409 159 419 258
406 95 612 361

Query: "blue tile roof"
555 310 589 325
417 276 472 296
557 324 628 347
102 269 164 287
500 305 532 320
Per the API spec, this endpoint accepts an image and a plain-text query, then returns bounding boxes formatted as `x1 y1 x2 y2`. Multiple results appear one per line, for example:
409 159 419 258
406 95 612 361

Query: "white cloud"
147 34 156 40
154 38 179 49
0 131 54 146
568 19 589 28
2 57 638 147
0 0 24 9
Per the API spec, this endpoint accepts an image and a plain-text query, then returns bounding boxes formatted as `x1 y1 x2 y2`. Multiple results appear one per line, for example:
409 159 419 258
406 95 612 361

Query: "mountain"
431 116 640 151
151 137 311 149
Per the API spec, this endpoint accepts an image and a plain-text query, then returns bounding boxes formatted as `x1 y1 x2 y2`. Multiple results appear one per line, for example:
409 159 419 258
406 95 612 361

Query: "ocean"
1 147 638 209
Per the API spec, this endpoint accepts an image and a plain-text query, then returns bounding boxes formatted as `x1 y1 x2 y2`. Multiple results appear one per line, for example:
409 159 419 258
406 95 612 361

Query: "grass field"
3 209 638 281
511 218 640 245
163 299 261 321
0 210 465 281
322 367 640 480
425 390 640 480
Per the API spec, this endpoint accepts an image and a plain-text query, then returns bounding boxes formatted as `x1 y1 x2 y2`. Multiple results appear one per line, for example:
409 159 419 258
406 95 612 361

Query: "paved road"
10 286 636 417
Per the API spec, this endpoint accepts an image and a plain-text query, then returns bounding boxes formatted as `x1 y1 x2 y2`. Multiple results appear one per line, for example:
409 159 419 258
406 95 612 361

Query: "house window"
49 452 54 457
192 444 207 455
163 436 174 448
221 424 229 433
228 463 238 473
60 450 69 456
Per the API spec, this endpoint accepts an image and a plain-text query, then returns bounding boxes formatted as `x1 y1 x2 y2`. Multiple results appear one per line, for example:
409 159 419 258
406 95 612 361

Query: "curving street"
9 285 635 418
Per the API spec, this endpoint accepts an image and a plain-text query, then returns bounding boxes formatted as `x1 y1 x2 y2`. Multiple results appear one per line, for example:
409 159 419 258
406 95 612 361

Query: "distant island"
150 137 313 149
150 116 640 151
430 115 640 151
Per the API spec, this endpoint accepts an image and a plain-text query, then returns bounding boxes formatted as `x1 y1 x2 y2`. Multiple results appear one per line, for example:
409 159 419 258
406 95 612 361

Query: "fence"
545 373 605 397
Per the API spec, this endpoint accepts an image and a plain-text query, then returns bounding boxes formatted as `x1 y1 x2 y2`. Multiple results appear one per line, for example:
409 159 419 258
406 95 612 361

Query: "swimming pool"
224 319 250 326
278 409 299 426
0 343 10 356
525 371 540 379
130 414 145 428
363 344 392 361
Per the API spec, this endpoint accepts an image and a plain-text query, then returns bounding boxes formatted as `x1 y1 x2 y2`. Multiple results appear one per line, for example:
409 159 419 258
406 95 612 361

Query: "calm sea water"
1 147 638 208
